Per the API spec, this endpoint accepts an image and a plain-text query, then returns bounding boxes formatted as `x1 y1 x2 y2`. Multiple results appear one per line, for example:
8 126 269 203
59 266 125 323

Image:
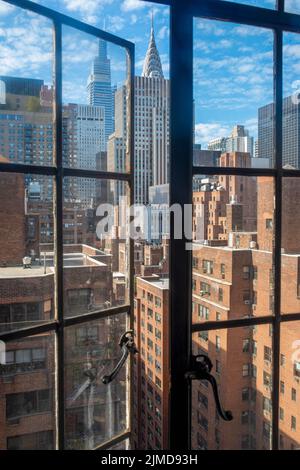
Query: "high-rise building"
108 21 169 205
87 40 114 145
0 76 44 98
226 125 254 157
75 104 105 205
258 95 300 168
207 126 253 159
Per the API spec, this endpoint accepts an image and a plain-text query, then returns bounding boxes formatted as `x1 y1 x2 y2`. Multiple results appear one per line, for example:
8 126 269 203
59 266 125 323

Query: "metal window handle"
185 354 233 422
102 330 138 385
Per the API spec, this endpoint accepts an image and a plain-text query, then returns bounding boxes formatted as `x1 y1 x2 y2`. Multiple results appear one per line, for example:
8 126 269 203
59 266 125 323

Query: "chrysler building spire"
142 15 164 79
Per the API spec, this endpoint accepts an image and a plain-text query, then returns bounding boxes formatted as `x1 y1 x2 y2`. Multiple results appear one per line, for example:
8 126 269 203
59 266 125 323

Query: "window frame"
0 0 134 451
143 0 300 451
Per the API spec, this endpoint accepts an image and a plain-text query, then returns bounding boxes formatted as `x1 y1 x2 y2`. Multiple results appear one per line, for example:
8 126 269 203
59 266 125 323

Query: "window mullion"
53 20 65 451
272 27 283 451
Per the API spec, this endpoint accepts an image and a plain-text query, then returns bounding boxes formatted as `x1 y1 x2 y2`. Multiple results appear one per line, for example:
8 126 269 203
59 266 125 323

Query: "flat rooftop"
0 265 54 279
139 276 169 290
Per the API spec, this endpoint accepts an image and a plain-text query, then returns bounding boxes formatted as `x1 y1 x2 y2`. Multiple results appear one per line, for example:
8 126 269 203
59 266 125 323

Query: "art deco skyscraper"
87 39 114 145
108 19 169 205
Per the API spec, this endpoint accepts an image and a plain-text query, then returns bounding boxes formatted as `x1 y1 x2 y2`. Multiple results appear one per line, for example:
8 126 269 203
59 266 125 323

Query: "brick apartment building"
131 154 300 450
0 166 127 449
133 276 169 450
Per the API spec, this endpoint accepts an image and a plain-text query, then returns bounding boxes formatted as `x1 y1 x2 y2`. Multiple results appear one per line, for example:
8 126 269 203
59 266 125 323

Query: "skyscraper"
258 95 300 168
87 39 114 145
108 20 169 205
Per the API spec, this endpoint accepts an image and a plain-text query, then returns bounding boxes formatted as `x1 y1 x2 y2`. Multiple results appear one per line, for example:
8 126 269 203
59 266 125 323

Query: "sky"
1 0 300 148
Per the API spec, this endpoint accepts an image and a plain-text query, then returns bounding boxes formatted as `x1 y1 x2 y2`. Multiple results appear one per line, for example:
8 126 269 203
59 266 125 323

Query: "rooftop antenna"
151 8 154 33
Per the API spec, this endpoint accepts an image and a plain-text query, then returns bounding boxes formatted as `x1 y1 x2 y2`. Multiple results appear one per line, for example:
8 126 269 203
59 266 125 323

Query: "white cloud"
121 0 145 12
285 0 300 12
130 14 137 24
158 26 168 40
0 1 14 16
108 15 125 33
63 0 113 16
194 123 231 147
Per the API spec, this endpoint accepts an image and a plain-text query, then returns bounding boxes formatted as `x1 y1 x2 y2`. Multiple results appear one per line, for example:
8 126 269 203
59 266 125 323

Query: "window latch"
102 330 138 385
185 354 233 422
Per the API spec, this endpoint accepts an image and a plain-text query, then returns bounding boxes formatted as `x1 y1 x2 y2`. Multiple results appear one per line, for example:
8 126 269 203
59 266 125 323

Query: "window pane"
285 0 300 14
192 176 275 322
191 325 272 450
132 276 169 450
221 0 275 7
283 32 300 170
193 19 274 168
0 173 54 333
0 3 54 166
279 321 300 450
64 315 129 449
0 333 55 449
281 178 300 315
63 178 130 317
62 26 130 173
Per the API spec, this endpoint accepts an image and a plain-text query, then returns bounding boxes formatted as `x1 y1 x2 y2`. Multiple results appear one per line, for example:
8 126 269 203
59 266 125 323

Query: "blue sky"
1 0 300 147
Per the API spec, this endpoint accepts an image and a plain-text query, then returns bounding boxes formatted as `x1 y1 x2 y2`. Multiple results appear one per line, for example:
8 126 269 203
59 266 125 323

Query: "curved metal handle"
185 354 233 422
102 330 138 385
205 372 233 421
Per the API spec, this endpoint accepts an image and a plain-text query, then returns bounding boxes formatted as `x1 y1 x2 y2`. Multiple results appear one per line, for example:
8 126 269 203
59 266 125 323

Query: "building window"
242 339 250 352
6 389 51 420
218 288 223 302
7 431 53 450
198 391 208 409
264 346 272 363
67 289 92 312
202 259 213 274
280 381 285 394
263 371 272 387
292 388 297 401
265 218 273 229
216 336 221 352
243 266 250 280
280 408 284 421
263 397 272 413
294 361 300 378
220 264 225 278
291 416 297 431
199 331 208 342
198 305 210 320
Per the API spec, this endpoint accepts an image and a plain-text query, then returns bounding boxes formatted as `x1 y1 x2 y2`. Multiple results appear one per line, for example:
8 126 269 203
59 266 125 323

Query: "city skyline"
2 0 300 149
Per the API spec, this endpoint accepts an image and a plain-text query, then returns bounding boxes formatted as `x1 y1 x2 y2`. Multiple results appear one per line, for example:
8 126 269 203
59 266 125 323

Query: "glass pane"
0 2 54 166
132 276 169 450
64 315 129 449
191 324 272 450
280 321 300 450
285 0 300 14
192 176 275 322
283 32 300 170
0 173 55 332
193 19 274 168
62 26 130 173
63 178 130 317
0 333 56 449
281 178 300 315
221 0 275 7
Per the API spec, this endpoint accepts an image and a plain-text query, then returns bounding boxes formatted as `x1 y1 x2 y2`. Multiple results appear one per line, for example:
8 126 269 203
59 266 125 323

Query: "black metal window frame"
0 0 134 450
147 0 300 451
